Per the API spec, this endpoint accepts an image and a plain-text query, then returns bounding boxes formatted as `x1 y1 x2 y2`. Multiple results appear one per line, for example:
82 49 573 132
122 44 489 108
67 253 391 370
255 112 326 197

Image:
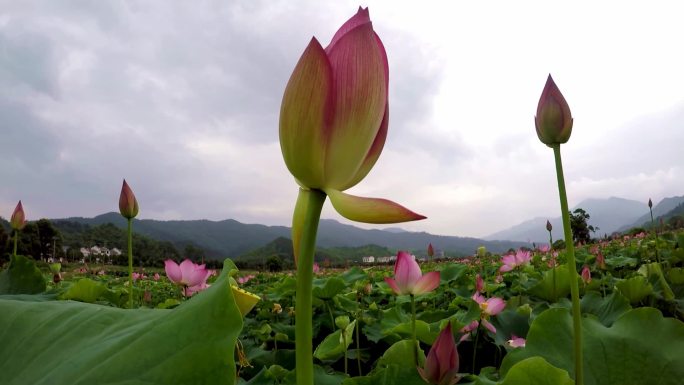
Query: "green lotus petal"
0 259 243 385
325 189 425 224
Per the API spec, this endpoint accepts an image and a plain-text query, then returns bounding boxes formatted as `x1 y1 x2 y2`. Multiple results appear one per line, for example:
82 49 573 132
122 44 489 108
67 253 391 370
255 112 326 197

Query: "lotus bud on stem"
536 74 583 385
10 201 26 261
119 179 139 308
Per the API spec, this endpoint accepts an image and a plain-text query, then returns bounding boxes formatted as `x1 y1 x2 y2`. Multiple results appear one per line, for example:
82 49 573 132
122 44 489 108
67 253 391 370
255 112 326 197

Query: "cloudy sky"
1 0 682 238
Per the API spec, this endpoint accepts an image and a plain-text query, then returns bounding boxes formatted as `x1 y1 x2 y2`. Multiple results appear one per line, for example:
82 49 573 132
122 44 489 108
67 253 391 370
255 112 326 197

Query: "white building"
362 256 375 263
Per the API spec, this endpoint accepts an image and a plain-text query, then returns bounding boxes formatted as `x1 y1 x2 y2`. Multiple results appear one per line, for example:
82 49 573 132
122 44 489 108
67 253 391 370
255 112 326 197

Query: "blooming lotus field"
3 230 683 385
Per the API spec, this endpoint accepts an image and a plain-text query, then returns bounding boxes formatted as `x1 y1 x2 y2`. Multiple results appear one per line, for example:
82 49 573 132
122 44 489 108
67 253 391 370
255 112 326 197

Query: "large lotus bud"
10 201 26 230
648 198 653 209
281 8 424 226
427 243 435 257
118 179 139 219
419 323 460 385
535 74 573 146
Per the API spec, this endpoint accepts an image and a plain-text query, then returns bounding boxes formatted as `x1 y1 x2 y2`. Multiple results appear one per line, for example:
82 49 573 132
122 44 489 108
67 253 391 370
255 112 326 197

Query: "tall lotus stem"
648 199 661 264
553 144 583 385
127 218 133 308
410 294 418 366
294 188 326 385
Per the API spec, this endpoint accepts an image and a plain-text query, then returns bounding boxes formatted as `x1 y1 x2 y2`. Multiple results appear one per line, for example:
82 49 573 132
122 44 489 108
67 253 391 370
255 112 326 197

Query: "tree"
569 208 598 244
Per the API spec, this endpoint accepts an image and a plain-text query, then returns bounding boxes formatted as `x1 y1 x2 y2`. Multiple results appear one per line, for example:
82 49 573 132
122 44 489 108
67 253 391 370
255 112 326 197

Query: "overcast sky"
1 0 682 238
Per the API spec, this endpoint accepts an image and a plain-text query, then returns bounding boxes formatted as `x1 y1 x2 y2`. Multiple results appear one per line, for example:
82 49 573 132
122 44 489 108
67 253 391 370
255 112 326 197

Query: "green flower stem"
127 218 133 309
294 189 326 385
13 231 18 261
355 314 362 375
472 324 480 374
649 207 661 264
410 294 418 366
552 144 584 385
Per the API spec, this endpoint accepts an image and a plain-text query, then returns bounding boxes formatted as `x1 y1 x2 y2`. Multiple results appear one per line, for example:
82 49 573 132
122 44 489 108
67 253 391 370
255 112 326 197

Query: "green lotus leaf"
0 259 243 385
313 320 356 361
501 307 684 385
0 255 46 295
615 276 653 304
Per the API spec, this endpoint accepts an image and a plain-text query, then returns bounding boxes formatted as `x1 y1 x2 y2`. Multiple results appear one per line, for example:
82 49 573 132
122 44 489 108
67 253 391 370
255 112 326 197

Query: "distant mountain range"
485 195 684 243
55 212 526 260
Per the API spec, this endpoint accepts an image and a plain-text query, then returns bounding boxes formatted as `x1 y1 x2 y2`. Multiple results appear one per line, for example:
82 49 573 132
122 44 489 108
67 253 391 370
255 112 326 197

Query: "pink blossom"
581 265 591 284
499 250 531 272
313 263 321 274
475 274 484 293
153 273 160 281
419 323 460 385
132 272 146 282
461 294 506 340
185 282 210 297
164 259 211 289
384 251 440 296
507 335 526 348
537 244 550 253
596 252 606 270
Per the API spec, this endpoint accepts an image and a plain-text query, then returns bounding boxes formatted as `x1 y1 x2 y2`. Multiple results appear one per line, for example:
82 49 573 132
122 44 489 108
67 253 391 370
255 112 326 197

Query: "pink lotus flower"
418 323 460 385
185 282 210 297
313 263 321 274
153 273 160 281
118 179 139 219
537 244 550 253
132 272 146 282
384 251 440 296
10 201 26 230
507 335 526 348
475 274 484 293
596 252 606 270
164 259 211 292
581 265 591 284
461 293 506 341
499 249 531 272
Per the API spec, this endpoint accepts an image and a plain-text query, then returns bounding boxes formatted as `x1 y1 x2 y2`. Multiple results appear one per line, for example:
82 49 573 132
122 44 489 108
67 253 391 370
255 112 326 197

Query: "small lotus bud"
427 243 434 257
477 246 487 258
335 315 350 330
118 179 139 219
648 198 653 209
581 265 591 284
10 201 26 230
53 273 62 284
535 74 573 146
272 303 283 314
546 220 553 232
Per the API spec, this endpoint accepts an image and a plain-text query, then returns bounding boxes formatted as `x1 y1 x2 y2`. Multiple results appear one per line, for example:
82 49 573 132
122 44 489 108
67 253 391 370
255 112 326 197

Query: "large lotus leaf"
500 307 684 385
313 277 347 299
313 320 356 361
527 264 571 302
579 292 631 326
439 263 468 284
498 357 573 385
341 341 426 385
615 276 653 304
0 260 243 385
0 255 46 294
58 278 109 303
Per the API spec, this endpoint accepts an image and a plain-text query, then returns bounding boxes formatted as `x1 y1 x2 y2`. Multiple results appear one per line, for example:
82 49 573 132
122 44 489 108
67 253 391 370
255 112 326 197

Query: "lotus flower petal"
482 319 497 334
164 260 183 284
279 38 332 189
413 271 441 295
326 189 426 224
